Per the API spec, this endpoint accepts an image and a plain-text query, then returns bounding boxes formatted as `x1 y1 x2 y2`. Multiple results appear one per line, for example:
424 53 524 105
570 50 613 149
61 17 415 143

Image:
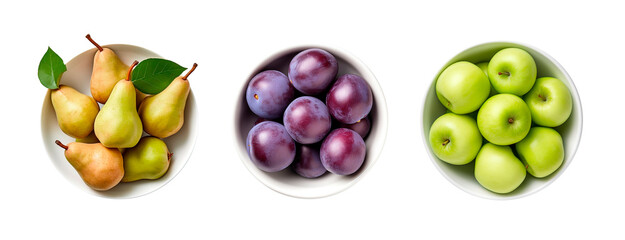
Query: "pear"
51 85 100 139
139 63 197 138
86 34 130 104
94 61 143 148
122 137 172 182
55 140 124 191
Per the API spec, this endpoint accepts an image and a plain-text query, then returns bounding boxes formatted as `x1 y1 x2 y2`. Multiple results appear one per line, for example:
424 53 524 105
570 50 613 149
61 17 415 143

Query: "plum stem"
85 34 104 52
182 63 198 80
55 140 68 150
126 60 139 81
498 71 510 76
442 139 450 146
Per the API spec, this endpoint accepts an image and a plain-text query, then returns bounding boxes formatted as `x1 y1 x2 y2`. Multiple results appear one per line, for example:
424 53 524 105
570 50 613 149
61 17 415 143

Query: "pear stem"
55 140 68 150
126 60 139 81
85 34 104 52
167 152 173 161
182 63 198 80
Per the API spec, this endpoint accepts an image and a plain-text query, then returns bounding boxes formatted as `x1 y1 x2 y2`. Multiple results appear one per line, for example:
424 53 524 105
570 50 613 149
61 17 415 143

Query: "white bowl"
41 44 198 198
422 42 583 200
234 45 388 198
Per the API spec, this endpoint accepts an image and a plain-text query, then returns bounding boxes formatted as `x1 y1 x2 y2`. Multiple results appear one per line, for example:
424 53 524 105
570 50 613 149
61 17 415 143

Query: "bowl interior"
41 44 198 198
234 46 388 198
422 42 582 199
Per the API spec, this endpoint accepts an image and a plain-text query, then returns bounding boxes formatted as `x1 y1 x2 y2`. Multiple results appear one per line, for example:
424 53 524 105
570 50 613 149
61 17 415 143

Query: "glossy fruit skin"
320 128 366 175
94 80 143 148
436 61 490 114
516 127 564 178
63 142 124 191
477 94 531 145
121 137 171 182
474 143 526 194
246 70 295 119
326 74 373 124
339 116 371 139
293 144 326 178
284 96 332 144
524 77 572 127
246 121 296 172
51 85 100 139
429 113 482 165
139 76 190 139
488 48 537 96
288 48 338 95
90 48 129 104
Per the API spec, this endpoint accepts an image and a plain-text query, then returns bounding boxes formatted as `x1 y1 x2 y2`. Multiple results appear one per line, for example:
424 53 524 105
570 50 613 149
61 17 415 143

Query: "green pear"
122 137 172 182
51 85 100 139
55 140 124 191
86 34 129 104
94 61 143 148
139 63 197 138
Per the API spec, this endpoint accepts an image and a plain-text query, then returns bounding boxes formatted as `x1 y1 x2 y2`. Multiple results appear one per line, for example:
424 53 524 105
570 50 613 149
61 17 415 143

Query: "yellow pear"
86 34 129 104
94 61 143 148
139 63 197 138
51 85 100 139
55 140 124 191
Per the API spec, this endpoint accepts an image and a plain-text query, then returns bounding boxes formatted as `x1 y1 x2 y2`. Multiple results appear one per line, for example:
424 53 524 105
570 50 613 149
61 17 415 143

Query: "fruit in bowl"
244 48 373 179
237 46 387 198
39 35 196 193
426 44 579 196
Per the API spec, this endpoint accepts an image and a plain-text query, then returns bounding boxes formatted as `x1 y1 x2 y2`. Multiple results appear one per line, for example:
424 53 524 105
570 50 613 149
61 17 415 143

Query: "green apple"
122 137 171 182
524 77 572 127
429 113 482 165
477 94 531 145
476 61 497 97
436 61 490 114
488 48 537 96
474 143 526 194
516 127 564 178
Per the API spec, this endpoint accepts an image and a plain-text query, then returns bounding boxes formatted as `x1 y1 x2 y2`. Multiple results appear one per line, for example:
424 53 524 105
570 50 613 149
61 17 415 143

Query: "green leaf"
131 58 187 94
38 47 66 89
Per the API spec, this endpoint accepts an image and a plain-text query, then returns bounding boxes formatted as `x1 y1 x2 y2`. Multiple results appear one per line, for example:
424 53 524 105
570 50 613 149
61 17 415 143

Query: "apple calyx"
55 140 68 150
167 152 173 161
182 63 198 80
498 71 511 77
442 139 450 146
85 34 104 52
126 60 139 81
508 118 514 124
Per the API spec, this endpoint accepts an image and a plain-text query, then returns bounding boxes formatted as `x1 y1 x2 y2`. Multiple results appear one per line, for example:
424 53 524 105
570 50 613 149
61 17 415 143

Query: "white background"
1 0 623 239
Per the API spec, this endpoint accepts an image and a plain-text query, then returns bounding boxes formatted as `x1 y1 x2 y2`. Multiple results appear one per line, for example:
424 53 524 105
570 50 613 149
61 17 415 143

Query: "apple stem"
525 164 529 169
538 94 547 101
498 71 510 76
508 118 514 124
55 140 68 150
167 152 173 161
85 34 104 52
182 63 198 80
442 139 450 146
126 60 139 81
